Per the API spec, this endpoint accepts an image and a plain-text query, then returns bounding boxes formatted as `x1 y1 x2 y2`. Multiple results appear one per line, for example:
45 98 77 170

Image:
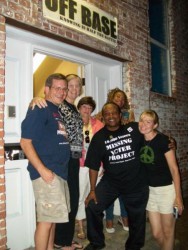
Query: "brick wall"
0 14 6 250
171 0 188 196
147 0 188 197
0 0 187 248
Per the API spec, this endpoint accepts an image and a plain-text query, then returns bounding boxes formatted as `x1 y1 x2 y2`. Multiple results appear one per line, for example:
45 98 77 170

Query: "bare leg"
121 216 129 231
105 219 115 233
149 211 175 250
47 223 55 250
35 222 53 250
161 213 175 250
106 219 114 229
148 211 164 247
77 219 86 239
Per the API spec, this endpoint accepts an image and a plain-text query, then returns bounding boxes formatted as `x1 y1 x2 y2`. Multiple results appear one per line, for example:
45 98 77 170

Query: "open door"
5 25 122 249
5 36 36 250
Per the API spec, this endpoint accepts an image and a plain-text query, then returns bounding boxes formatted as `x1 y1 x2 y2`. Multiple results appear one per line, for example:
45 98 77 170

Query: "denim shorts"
32 174 70 223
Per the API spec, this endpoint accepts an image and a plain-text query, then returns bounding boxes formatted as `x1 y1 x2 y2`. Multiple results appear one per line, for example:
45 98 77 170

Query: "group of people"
20 73 184 250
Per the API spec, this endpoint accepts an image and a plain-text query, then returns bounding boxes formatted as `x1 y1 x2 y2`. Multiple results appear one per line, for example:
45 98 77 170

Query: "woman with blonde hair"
139 109 184 250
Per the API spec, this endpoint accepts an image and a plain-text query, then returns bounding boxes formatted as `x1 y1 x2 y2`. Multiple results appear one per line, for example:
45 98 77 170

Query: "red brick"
0 1 188 249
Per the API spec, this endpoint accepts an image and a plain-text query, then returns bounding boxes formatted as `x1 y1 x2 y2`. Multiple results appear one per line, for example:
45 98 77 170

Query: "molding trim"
5 17 129 63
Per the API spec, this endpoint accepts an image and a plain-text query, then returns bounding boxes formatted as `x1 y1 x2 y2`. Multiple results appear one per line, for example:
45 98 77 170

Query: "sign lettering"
43 0 118 46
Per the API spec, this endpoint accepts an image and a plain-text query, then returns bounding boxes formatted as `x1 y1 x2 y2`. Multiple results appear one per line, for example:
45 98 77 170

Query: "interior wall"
34 55 81 97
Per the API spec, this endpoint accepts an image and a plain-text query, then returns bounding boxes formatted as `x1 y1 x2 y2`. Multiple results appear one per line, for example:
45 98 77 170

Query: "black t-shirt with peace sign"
85 122 147 194
140 133 172 187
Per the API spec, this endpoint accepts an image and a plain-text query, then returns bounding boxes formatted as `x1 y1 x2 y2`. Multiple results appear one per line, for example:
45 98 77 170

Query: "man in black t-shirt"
84 102 149 250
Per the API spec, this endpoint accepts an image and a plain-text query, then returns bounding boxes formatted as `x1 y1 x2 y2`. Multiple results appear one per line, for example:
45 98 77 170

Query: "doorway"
5 24 122 250
33 53 85 105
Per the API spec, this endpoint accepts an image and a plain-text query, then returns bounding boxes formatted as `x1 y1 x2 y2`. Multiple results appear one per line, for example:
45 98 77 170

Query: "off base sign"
43 0 118 46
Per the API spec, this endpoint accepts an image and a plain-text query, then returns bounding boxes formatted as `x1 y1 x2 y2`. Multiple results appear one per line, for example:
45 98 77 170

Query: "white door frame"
5 25 123 249
6 25 122 121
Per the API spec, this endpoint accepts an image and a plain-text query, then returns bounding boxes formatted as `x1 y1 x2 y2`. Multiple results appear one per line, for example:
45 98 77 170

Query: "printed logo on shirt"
140 145 154 164
53 112 61 118
105 133 135 164
57 120 68 137
127 127 133 133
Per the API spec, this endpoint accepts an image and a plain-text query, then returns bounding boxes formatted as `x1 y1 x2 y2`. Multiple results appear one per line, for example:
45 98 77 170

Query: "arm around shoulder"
29 97 48 110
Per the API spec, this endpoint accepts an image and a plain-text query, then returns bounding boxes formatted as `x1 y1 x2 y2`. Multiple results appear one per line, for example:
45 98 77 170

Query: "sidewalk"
25 197 188 250
74 217 179 250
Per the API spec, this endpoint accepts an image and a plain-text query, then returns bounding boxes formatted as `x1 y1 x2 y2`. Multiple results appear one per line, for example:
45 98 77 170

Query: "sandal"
54 244 73 250
72 241 83 249
77 227 86 239
54 244 63 249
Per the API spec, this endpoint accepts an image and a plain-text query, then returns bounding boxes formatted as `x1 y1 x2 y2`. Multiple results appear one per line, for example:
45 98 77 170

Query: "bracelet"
90 189 95 192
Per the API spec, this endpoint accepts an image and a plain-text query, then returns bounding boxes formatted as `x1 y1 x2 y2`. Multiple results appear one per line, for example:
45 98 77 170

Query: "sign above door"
43 0 118 47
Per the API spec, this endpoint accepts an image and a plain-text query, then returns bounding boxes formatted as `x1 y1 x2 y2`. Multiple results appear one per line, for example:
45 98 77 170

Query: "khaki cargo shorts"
32 174 70 223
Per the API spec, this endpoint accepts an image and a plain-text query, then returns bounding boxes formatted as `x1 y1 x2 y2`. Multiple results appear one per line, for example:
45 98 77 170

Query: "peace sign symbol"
140 146 154 164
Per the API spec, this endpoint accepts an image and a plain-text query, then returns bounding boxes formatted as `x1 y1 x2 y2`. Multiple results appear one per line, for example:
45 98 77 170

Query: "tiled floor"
26 197 188 250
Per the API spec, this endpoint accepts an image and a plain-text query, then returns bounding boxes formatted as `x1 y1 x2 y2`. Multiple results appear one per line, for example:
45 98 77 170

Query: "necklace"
83 122 92 144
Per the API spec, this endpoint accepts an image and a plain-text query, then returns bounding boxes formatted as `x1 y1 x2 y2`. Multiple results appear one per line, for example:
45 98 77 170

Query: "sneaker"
105 227 115 233
118 217 129 231
105 220 115 233
84 243 105 250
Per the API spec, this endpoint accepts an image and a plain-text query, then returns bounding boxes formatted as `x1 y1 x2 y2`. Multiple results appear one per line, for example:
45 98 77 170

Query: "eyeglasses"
51 86 68 92
85 130 90 143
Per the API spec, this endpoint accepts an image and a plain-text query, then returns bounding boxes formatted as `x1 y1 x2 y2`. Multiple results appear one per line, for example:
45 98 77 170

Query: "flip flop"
72 241 83 249
54 245 73 250
54 244 63 249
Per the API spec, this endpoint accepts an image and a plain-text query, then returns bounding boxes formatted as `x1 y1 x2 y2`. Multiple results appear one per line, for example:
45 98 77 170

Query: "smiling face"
79 104 93 116
66 76 82 103
45 79 68 105
138 111 158 136
102 103 121 131
112 91 126 109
